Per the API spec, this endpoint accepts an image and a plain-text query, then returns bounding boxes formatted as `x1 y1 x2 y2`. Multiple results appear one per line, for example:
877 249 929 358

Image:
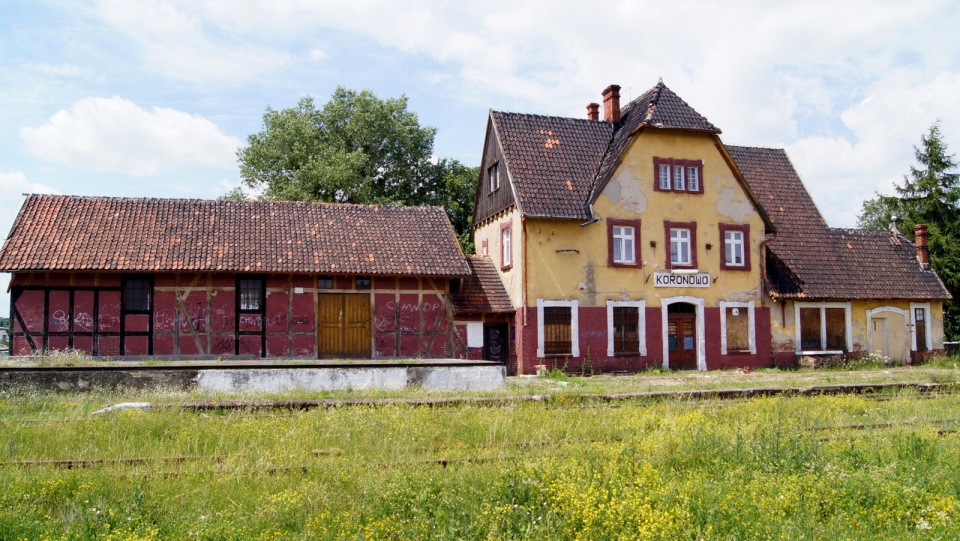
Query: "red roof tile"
492 81 721 220
728 146 950 300
0 195 470 276
451 256 514 313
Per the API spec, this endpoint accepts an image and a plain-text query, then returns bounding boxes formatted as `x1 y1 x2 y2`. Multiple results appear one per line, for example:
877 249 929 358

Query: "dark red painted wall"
10 272 458 359
512 305 772 375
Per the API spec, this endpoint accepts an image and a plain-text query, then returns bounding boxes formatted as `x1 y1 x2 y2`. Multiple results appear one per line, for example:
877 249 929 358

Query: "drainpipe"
521 216 529 375
758 231 778 308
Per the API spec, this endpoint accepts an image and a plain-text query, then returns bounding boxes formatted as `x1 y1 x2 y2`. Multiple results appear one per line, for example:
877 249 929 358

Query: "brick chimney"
602 84 621 123
586 102 599 121
914 224 930 269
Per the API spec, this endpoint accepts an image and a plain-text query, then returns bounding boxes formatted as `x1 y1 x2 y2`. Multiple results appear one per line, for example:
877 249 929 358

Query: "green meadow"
3 376 960 540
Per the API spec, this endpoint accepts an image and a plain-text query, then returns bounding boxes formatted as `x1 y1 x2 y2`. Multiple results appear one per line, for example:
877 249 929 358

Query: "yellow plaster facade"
768 297 945 363
520 129 768 309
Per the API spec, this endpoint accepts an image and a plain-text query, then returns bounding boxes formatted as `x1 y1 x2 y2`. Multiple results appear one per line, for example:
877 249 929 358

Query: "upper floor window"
654 158 704 194
719 224 750 270
613 226 635 263
355 276 372 290
500 222 512 270
123 276 152 312
665 221 697 269
488 162 500 193
318 275 334 289
671 229 691 265
607 219 640 267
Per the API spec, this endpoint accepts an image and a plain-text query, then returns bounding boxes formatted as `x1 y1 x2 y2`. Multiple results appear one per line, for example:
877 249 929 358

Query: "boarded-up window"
800 308 822 350
800 305 847 351
725 307 750 352
613 306 639 354
825 308 845 350
543 306 572 355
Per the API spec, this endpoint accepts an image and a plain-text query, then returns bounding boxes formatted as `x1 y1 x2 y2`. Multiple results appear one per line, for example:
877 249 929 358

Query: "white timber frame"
606 299 646 357
537 298 580 358
910 302 933 351
794 301 853 354
660 296 706 371
719 300 757 355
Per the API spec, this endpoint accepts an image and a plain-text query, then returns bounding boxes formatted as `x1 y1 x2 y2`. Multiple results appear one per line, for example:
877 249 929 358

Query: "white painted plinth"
197 365 505 393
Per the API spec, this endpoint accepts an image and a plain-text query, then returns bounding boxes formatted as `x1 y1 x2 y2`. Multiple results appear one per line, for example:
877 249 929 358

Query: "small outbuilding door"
668 303 698 370
317 294 371 358
870 313 908 363
483 323 509 362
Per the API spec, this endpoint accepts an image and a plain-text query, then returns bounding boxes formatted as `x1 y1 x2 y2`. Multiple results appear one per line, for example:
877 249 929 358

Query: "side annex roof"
0 195 471 277
728 146 950 301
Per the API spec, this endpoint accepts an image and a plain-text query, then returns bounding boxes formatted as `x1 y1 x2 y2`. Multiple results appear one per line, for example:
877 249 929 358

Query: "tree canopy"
857 121 960 338
236 87 477 250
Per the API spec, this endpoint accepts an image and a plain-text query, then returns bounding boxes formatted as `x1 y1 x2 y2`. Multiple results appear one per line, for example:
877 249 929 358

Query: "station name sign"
653 272 711 288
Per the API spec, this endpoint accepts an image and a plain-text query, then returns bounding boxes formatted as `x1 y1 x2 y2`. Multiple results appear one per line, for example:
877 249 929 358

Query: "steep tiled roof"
592 83 721 199
491 82 720 219
451 256 514 313
0 195 471 276
492 111 612 219
729 147 950 300
725 146 827 233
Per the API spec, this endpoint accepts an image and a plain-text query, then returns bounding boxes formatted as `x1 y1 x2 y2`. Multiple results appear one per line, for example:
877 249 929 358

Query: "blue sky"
2 0 960 315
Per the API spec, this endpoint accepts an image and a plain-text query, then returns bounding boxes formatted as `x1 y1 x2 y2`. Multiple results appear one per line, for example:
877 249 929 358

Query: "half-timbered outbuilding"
0 196 472 359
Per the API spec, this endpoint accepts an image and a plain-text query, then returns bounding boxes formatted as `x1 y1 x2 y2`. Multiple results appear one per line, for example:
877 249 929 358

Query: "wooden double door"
667 305 698 370
317 294 371 358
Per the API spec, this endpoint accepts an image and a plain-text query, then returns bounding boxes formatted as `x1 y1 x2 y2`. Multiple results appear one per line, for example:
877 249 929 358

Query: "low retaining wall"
197 366 505 392
0 362 506 392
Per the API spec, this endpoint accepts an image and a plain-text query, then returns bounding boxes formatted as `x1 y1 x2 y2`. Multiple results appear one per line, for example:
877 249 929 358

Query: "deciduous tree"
236 87 477 250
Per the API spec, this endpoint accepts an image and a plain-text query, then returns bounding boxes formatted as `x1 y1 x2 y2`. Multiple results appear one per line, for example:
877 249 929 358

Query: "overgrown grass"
3 388 960 539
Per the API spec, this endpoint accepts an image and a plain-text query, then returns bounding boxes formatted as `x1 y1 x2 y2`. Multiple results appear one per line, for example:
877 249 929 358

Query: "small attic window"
487 162 500 193
654 157 704 194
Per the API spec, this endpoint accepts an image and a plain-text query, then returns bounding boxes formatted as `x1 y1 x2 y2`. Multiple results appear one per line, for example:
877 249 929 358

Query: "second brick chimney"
602 84 621 123
915 224 930 269
586 102 599 121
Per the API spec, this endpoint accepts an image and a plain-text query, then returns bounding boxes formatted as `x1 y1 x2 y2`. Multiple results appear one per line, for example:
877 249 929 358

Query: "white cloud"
0 172 58 315
25 63 94 78
26 0 960 227
21 96 242 176
94 0 290 83
0 171 59 198
787 70 960 227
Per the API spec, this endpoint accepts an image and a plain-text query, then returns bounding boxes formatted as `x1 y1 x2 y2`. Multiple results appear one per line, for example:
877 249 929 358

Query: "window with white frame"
673 165 685 191
613 226 635 264
796 303 850 352
487 162 500 193
537 299 579 357
670 228 691 265
725 230 744 266
687 166 700 192
607 300 645 356
501 224 512 269
654 158 704 193
720 224 750 270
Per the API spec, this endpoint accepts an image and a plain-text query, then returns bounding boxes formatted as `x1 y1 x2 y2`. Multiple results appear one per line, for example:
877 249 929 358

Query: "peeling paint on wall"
583 261 597 307
715 186 754 223
603 167 648 214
